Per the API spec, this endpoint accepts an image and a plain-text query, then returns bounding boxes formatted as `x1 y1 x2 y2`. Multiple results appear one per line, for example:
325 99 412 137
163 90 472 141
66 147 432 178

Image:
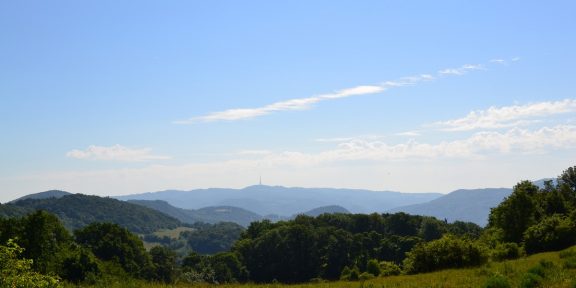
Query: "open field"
66 246 576 288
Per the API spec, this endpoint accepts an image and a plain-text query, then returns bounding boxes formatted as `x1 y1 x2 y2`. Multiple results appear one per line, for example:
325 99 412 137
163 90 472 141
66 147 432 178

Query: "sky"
1 1 576 202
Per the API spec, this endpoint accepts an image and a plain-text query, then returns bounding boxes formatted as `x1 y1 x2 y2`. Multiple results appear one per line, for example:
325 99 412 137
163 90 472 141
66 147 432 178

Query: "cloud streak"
66 145 170 162
175 62 495 124
433 99 576 131
250 125 576 165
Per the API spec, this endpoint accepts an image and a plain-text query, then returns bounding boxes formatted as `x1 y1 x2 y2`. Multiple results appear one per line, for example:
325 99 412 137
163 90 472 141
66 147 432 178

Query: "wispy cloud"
249 125 576 165
175 61 503 124
66 145 170 162
433 99 576 131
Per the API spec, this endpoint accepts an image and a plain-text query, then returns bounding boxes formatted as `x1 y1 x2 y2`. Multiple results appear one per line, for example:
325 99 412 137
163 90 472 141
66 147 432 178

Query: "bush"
523 214 576 254
359 272 375 280
483 273 511 288
520 272 542 288
403 235 488 274
365 259 380 276
379 261 401 276
0 240 62 288
490 242 525 261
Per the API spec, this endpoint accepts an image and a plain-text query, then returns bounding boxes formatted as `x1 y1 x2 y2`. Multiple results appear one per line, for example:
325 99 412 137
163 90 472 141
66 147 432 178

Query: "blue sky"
1 1 576 202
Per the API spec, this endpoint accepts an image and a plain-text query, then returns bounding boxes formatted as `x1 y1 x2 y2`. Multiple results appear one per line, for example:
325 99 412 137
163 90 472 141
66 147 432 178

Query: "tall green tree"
488 181 539 243
74 222 153 279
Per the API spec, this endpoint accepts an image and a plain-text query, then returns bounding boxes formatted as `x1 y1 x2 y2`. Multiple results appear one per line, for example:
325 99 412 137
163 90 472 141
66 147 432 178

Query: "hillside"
128 199 262 227
9 189 72 203
116 185 442 216
6 194 181 233
389 188 512 226
301 205 350 217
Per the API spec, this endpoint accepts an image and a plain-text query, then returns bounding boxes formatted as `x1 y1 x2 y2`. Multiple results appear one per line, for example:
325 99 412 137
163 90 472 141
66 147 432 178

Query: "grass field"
67 246 576 288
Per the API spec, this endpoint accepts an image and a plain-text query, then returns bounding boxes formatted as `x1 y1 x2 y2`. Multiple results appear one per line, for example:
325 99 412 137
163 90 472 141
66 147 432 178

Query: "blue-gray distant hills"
388 188 513 226
115 185 442 216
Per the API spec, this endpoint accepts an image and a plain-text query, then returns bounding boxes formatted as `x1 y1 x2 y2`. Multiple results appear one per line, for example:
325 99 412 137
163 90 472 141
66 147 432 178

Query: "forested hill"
128 199 263 227
9 189 72 203
1 194 181 233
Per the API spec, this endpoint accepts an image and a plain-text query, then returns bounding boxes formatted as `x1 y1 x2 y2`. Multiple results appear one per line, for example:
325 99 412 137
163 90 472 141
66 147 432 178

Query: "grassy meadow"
65 246 576 288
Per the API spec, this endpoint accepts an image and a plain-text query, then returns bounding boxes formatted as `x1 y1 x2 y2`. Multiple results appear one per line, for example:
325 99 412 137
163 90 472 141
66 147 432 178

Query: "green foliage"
483 273 511 288
520 272 542 288
523 214 576 254
149 246 177 284
0 240 62 288
181 222 244 254
365 259 380 276
379 261 401 276
20 211 73 273
403 235 488 274
9 194 181 234
59 246 100 284
490 242 525 261
74 222 153 279
488 181 539 243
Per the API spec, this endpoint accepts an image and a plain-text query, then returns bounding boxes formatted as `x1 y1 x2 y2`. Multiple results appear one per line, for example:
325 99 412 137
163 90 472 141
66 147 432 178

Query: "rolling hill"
3 193 181 233
128 199 262 227
116 185 442 216
301 205 350 217
388 188 513 226
9 189 71 203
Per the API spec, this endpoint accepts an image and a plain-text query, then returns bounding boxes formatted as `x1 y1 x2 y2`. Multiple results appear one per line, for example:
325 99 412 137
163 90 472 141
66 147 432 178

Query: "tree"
19 210 73 274
559 166 576 192
74 222 153 279
0 240 61 288
523 214 576 254
150 246 177 284
488 181 539 243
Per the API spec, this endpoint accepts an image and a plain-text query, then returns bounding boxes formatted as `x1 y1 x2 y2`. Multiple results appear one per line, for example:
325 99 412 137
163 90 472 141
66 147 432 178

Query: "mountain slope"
389 188 512 226
9 190 72 203
301 205 350 217
117 185 442 216
7 194 181 233
128 200 262 227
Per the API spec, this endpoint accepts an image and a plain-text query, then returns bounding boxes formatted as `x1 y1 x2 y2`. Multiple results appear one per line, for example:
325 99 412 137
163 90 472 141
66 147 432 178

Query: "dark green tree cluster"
0 211 179 285
488 166 576 254
232 212 481 283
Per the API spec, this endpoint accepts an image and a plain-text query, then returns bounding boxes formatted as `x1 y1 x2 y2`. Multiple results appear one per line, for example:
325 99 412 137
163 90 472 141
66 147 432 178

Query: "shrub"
490 242 525 261
359 272 375 280
365 259 380 276
379 261 401 276
403 235 488 274
520 272 542 288
483 273 511 288
523 214 576 254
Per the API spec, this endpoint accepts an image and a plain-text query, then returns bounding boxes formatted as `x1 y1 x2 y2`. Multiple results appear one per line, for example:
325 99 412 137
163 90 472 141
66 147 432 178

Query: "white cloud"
175 61 495 124
395 131 421 137
434 99 576 131
66 145 170 162
240 125 576 166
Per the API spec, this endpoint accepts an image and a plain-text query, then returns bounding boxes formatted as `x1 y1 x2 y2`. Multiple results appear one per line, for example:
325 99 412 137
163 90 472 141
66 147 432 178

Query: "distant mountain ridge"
389 188 512 226
116 185 442 216
128 200 262 227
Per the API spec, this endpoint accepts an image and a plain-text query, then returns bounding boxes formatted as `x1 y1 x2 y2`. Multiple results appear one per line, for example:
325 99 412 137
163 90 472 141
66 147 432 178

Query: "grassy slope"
66 246 576 288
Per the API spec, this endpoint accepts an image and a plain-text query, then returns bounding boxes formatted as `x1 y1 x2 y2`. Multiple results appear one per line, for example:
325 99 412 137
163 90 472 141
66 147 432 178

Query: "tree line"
0 166 575 287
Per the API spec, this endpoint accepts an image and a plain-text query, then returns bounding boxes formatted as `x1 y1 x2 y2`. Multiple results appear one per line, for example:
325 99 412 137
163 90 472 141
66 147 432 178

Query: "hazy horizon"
2 1 575 202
